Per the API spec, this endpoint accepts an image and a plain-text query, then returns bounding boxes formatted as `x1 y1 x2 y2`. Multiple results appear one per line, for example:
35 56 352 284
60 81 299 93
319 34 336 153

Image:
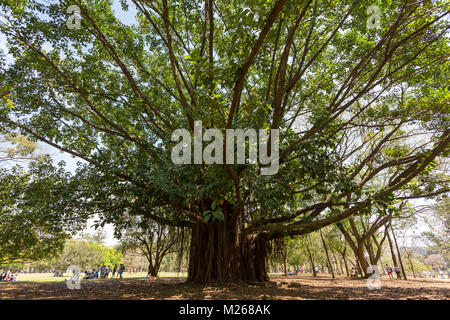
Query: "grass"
1 272 188 284
4 272 312 284
4 272 316 284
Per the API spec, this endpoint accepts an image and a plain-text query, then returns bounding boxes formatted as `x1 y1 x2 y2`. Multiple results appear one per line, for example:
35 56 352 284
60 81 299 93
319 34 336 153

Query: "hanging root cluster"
187 219 269 284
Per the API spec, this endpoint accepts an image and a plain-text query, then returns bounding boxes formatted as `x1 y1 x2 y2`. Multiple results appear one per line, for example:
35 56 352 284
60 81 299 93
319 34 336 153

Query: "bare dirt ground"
0 274 448 300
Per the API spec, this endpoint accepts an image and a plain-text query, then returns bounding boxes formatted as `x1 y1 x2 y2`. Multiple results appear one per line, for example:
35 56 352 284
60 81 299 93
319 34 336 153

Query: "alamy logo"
366 265 381 290
66 5 81 30
171 121 279 175
367 5 381 30
66 265 81 290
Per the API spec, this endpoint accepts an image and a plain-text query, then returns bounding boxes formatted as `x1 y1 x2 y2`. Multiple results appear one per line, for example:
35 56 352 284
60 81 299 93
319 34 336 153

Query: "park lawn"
2 272 188 284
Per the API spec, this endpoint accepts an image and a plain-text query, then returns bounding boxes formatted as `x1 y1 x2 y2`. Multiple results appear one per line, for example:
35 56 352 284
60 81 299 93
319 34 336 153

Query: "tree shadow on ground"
0 275 448 300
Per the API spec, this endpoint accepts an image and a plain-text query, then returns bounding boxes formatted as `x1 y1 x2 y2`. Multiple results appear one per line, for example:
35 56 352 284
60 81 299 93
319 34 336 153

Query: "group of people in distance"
421 269 448 279
350 264 400 279
385 264 401 279
83 264 126 280
0 270 18 282
349 265 403 279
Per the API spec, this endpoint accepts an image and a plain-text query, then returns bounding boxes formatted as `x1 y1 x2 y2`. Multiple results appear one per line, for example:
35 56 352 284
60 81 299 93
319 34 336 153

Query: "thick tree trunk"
356 258 364 277
391 226 407 280
187 221 268 284
320 230 335 279
365 239 376 265
283 245 288 276
356 243 370 278
147 263 159 277
337 223 368 278
338 258 344 275
0 91 10 99
405 251 416 278
342 252 350 277
305 235 317 277
386 230 399 277
332 251 341 275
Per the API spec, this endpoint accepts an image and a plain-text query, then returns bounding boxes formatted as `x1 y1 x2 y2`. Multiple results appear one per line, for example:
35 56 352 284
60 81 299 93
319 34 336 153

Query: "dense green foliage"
0 160 71 264
50 238 123 271
5 238 124 271
0 135 87 265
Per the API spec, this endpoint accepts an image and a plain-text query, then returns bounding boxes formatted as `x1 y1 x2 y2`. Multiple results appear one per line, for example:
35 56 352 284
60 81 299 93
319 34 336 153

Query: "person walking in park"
118 264 125 279
386 264 393 280
117 265 121 278
394 266 401 279
112 264 117 278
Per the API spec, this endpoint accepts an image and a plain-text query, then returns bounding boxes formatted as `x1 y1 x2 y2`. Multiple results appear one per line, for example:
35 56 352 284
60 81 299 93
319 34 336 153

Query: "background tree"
422 198 450 264
337 211 393 277
115 213 184 276
0 158 85 265
0 133 41 164
80 228 108 245
42 238 123 271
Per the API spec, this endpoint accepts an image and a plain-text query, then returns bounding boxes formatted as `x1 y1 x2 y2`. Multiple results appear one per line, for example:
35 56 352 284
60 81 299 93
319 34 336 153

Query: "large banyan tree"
0 0 449 283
